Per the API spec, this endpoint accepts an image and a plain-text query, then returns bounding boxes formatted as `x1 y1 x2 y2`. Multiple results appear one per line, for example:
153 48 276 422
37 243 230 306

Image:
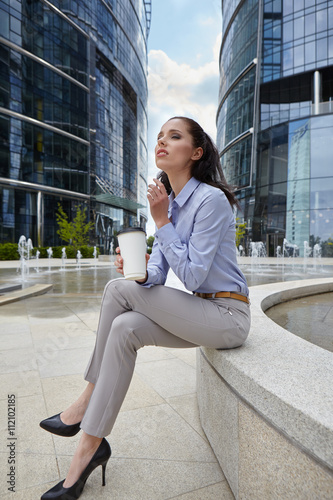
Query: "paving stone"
135 358 196 399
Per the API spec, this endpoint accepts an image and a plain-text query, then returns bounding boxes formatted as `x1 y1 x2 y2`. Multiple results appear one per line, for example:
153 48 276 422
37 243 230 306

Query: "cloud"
148 36 220 139
213 32 222 62
199 16 218 27
145 34 221 236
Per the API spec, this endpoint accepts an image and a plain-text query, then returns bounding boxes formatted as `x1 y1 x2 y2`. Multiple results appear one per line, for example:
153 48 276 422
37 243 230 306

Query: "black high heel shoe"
41 437 111 500
40 413 81 437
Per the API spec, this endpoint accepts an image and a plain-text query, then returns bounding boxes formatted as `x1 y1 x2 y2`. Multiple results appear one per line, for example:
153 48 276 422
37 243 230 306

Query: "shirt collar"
170 177 201 208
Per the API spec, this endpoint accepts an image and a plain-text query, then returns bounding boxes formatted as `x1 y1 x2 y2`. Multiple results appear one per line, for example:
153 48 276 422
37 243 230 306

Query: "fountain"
281 238 299 273
3 238 333 301
303 241 311 273
17 235 28 281
47 247 53 272
250 241 266 258
61 247 67 271
93 246 98 267
77 250 82 269
282 238 299 258
313 243 321 258
26 238 33 274
283 238 288 257
312 243 323 273
304 241 311 257
35 249 40 273
276 244 285 274
250 241 266 273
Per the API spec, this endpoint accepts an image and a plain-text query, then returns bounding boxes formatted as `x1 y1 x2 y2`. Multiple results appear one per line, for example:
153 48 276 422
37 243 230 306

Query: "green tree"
147 235 155 254
309 234 321 248
235 218 247 248
56 204 94 253
322 237 333 257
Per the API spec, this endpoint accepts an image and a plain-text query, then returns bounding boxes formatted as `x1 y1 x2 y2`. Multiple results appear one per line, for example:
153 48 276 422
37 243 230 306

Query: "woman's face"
155 118 202 176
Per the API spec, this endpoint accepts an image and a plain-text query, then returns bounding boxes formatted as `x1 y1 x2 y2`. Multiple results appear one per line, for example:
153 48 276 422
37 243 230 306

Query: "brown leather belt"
194 291 250 304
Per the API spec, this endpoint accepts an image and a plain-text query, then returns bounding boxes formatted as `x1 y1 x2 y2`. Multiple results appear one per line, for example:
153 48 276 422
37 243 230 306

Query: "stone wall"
197 278 333 499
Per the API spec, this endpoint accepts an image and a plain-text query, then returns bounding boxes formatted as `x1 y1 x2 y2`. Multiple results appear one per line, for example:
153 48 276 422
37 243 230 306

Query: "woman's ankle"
63 434 102 488
61 402 85 425
61 384 94 425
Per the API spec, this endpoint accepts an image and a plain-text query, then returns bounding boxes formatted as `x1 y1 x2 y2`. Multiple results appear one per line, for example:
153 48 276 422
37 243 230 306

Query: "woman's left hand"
147 178 170 229
115 246 150 282
114 247 124 275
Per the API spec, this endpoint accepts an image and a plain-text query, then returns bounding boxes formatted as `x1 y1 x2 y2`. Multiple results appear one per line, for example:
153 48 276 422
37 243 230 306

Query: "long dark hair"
157 116 239 208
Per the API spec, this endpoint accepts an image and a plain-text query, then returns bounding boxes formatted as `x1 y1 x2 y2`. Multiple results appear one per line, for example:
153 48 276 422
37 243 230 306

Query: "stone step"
0 284 53 305
0 283 22 294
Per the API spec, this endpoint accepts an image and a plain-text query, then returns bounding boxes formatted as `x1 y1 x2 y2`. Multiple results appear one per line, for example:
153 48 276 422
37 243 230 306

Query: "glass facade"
217 0 333 257
0 0 150 250
217 0 259 193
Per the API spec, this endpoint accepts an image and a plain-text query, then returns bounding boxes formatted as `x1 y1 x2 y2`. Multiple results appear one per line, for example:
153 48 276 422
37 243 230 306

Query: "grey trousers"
81 278 251 437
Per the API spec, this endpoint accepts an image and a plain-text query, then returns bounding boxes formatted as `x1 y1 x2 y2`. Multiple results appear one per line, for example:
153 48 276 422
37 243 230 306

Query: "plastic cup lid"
118 227 146 235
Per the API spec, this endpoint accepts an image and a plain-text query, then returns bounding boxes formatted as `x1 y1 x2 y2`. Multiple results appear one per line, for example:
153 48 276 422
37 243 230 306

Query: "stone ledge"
0 283 22 293
98 255 113 261
0 283 53 305
197 277 333 499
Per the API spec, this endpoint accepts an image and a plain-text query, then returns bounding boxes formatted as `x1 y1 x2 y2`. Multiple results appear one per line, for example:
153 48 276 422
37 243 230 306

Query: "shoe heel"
101 461 107 486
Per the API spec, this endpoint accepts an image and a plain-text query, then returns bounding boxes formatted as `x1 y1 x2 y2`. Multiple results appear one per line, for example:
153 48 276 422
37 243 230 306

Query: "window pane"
283 21 293 43
317 9 327 32
305 13 315 36
294 16 304 39
305 41 315 63
311 117 333 177
317 37 327 61
294 45 304 66
283 0 293 16
294 0 304 11
283 48 293 69
0 10 9 38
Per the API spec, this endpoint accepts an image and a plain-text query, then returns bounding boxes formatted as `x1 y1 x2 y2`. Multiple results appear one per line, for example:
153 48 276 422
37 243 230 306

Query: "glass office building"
217 0 333 256
0 0 151 251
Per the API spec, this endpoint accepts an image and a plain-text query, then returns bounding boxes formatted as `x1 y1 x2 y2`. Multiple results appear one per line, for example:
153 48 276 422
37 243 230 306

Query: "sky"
145 0 222 236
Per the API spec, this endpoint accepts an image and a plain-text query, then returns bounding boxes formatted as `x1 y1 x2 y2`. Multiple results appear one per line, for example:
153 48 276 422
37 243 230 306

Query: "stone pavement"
0 260 233 500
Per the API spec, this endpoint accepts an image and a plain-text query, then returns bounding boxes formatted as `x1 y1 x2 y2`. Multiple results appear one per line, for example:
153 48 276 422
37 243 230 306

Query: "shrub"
32 247 48 258
0 243 99 260
62 246 75 259
0 243 20 260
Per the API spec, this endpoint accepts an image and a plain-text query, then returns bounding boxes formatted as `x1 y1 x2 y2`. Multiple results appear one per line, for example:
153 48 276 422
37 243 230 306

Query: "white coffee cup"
117 227 147 280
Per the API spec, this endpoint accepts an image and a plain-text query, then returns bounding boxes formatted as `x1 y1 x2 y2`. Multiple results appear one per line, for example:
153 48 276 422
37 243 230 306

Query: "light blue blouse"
144 177 249 295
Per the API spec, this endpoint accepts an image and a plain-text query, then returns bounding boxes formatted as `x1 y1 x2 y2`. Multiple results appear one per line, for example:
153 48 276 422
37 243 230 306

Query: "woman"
40 117 250 500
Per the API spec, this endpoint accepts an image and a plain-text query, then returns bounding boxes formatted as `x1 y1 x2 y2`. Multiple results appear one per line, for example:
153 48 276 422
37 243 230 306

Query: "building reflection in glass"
218 0 333 256
0 0 151 251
